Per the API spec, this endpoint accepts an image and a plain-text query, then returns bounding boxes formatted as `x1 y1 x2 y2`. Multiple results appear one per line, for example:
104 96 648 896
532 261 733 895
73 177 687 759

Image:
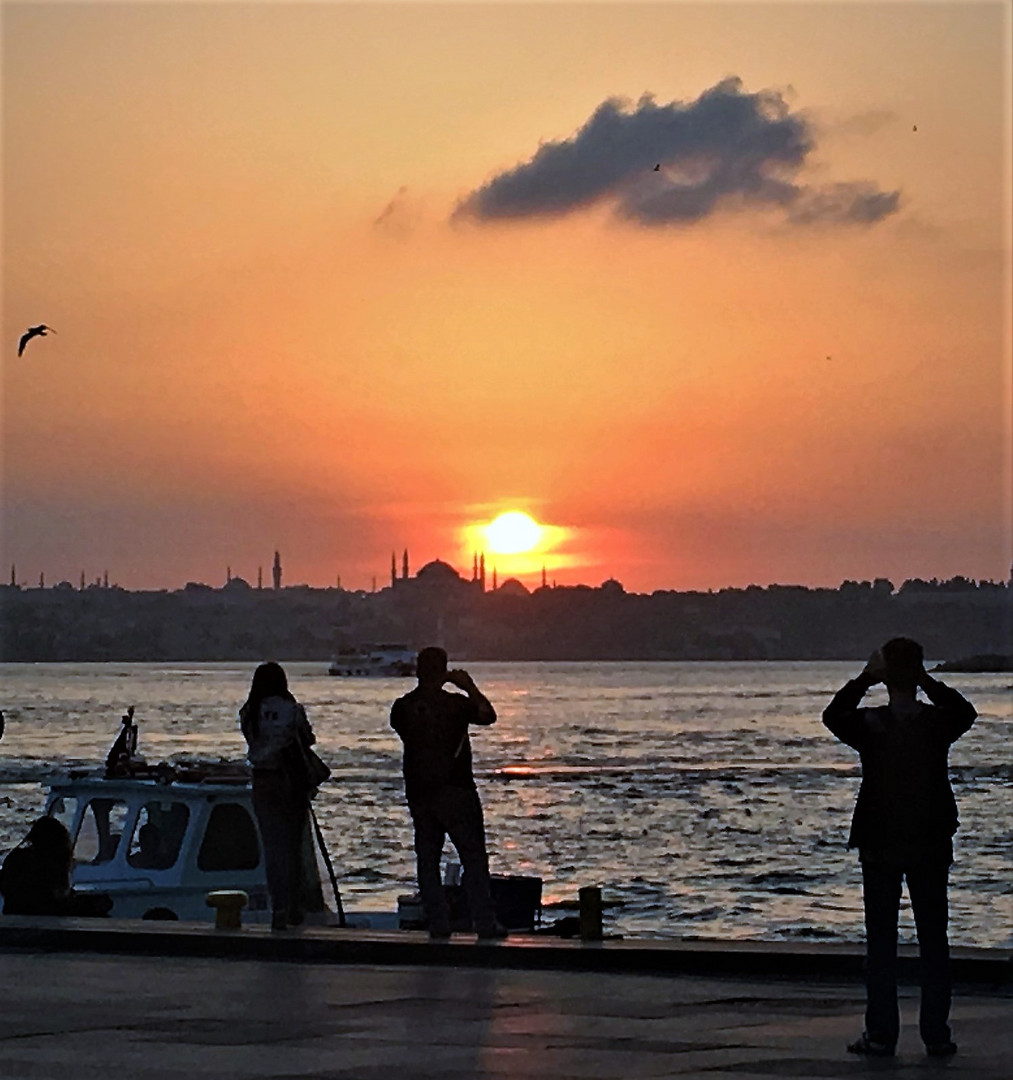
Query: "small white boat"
45 761 344 925
33 710 345 924
327 644 415 677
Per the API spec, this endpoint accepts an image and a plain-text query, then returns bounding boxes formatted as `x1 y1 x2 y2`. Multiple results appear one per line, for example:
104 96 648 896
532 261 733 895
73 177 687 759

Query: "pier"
1 919 1009 1078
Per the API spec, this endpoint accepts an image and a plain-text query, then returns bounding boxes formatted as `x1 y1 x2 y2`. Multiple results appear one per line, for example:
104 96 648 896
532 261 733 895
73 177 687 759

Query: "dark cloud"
454 78 900 229
787 182 901 226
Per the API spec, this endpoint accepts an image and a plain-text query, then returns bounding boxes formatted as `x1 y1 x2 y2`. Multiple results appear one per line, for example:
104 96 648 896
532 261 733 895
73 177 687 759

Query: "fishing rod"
309 804 345 928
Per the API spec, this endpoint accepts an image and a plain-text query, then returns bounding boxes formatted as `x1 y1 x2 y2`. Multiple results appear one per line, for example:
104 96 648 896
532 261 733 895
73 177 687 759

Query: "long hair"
240 661 295 739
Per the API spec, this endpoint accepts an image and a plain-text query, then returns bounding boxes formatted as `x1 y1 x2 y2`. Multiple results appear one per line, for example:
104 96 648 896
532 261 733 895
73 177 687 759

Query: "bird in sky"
18 325 56 356
653 163 661 171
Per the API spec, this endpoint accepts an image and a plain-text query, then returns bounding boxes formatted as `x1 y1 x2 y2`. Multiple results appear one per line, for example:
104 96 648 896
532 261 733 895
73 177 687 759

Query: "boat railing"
63 759 252 787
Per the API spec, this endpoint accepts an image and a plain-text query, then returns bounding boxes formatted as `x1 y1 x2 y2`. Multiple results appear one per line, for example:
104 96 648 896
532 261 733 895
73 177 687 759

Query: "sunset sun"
485 511 543 555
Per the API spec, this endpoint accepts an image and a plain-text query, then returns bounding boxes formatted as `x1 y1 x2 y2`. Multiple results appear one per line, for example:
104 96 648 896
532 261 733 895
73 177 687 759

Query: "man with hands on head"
823 637 976 1060
390 646 507 941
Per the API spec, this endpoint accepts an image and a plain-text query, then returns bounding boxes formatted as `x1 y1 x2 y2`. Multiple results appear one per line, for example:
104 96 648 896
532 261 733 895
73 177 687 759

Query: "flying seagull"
18 325 55 356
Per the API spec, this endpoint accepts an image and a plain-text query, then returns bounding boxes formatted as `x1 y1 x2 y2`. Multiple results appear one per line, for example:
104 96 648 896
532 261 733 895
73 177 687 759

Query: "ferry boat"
327 644 415 677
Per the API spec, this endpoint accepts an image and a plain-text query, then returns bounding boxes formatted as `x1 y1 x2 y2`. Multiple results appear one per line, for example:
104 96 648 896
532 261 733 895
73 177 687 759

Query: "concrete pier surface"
0 921 1010 1079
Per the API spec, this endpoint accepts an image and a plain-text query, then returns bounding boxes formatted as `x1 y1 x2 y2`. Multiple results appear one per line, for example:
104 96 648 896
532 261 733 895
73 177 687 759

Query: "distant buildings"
390 550 487 596
0 565 1008 663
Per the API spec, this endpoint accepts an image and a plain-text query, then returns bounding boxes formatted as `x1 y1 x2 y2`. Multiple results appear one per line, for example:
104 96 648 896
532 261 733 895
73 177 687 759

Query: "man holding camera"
823 637 976 1059
391 646 506 940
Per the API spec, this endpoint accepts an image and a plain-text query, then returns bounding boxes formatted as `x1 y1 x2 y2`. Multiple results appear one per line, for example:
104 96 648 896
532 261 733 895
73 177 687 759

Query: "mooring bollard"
578 885 603 942
206 889 248 930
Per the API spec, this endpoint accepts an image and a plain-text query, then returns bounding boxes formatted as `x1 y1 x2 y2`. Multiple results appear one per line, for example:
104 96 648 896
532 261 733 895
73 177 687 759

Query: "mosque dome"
415 559 462 583
497 577 530 597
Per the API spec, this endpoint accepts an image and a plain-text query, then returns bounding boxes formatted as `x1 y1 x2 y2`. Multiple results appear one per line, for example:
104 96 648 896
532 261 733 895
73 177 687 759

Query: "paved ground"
0 949 1010 1079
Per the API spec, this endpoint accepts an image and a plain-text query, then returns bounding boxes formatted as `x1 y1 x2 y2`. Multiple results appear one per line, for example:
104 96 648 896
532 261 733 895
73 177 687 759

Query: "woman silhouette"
240 662 321 930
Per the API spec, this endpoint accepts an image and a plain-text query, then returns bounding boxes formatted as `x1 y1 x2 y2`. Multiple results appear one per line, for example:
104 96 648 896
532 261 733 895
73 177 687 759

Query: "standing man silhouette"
391 646 506 940
823 637 976 1058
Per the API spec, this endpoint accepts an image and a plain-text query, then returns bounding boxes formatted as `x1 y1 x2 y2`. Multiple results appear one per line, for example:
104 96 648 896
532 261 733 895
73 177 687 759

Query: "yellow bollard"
578 885 603 942
205 889 248 930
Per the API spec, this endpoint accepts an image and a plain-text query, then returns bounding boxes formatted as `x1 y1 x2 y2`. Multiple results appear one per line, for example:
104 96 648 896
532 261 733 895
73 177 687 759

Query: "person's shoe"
270 911 288 931
847 1033 895 1057
476 923 509 941
926 1040 958 1058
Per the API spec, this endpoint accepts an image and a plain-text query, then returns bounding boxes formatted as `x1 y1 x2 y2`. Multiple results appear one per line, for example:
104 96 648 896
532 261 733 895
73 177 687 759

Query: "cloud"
373 185 417 237
454 77 900 229
829 108 898 137
787 182 901 226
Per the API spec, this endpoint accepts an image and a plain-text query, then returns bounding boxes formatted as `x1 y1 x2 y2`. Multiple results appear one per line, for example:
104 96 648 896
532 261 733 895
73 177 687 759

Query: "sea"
0 661 1008 946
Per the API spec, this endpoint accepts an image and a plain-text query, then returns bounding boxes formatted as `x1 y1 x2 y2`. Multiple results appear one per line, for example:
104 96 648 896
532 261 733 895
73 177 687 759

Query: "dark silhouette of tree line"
1 574 1008 663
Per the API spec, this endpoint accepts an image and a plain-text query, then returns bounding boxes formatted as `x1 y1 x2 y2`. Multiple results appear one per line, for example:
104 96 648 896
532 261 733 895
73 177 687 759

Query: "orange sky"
2 2 1010 592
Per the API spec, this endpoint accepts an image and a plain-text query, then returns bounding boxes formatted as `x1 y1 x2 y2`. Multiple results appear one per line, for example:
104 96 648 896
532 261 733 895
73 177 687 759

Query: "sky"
2 1 1011 593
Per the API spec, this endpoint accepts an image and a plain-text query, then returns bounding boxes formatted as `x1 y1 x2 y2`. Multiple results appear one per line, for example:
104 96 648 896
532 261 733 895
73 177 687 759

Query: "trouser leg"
254 776 307 921
410 802 449 932
253 781 295 918
861 860 902 1047
284 806 309 919
440 786 497 933
907 860 952 1046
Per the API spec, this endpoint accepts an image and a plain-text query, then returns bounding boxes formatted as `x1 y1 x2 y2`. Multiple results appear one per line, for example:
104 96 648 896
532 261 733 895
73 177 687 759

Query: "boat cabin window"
197 803 260 872
127 801 189 870
74 798 129 864
47 796 78 836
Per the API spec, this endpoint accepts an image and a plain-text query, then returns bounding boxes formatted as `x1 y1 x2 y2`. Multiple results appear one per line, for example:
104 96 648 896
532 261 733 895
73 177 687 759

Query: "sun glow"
485 511 543 555
460 510 575 584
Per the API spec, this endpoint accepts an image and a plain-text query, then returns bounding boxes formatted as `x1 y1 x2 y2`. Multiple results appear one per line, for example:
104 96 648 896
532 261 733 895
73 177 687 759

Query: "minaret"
541 565 547 589
39 572 45 589
479 553 486 592
472 553 478 581
9 565 14 587
402 548 409 580
272 550 282 590
80 571 85 591
257 567 263 589
226 565 232 584
103 570 109 589
391 551 397 587
492 567 497 591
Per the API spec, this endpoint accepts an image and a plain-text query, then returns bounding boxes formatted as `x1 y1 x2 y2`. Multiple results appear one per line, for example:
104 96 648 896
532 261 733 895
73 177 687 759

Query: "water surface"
0 661 1008 944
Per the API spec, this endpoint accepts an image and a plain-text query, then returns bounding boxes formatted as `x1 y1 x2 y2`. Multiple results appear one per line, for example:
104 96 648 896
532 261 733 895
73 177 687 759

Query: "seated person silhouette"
0 816 112 917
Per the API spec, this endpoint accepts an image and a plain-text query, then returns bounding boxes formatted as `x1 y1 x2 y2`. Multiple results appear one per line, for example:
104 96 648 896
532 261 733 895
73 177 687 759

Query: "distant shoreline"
3 576 1008 665
932 654 1013 673
1 656 1008 670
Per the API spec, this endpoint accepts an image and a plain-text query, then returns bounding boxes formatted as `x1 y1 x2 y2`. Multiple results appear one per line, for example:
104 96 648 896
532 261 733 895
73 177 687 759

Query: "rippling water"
0 661 1008 945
